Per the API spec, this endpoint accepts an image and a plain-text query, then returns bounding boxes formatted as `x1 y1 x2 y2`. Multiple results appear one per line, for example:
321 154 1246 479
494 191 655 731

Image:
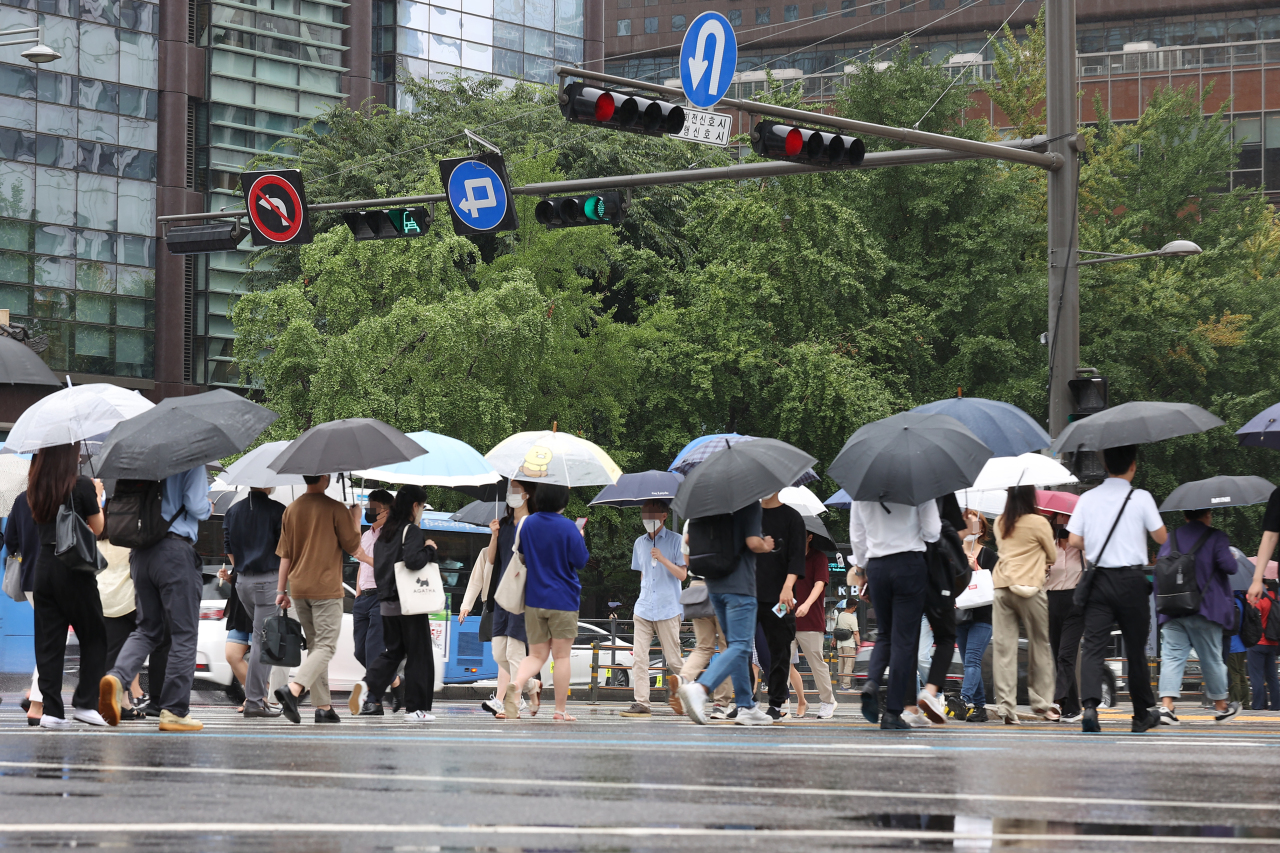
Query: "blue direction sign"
680 11 737 110
440 153 519 236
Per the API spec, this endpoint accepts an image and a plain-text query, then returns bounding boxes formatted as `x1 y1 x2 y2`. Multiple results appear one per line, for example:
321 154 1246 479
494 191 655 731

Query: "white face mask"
506 492 525 509
964 534 978 543
643 518 663 534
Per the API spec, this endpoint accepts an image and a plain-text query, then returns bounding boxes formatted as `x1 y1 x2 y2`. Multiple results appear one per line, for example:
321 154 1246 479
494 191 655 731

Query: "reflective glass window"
0 253 31 285
399 0 431 31
114 295 146 327
430 35 461 64
429 6 461 34
0 162 35 220
526 0 553 30
554 33 581 62
35 71 74 105
36 103 76 136
114 327 150 373
0 283 32 314
36 135 78 168
80 0 121 26
40 16 80 78
460 41 491 72
79 22 120 82
74 323 110 357
525 27 552 57
672 15 685 31
76 173 117 231
33 286 73 318
0 128 36 161
79 110 119 143
644 16 657 33
555 0 582 36
118 86 156 119
118 117 156 150
492 47 522 76
119 31 158 88
35 167 76 226
0 220 33 253
116 178 152 236
0 65 36 99
117 235 152 268
76 230 114 262
616 19 630 36
0 96 36 132
726 9 741 25
524 55 553 84
494 20 522 49
493 0 520 22
35 256 75 289
460 12 491 42
35 224 76 256
76 289 113 322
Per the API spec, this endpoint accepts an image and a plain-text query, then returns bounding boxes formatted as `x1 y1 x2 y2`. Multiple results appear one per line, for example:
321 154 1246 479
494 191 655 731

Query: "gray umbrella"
0 335 59 386
97 389 278 481
801 513 837 553
828 411 993 506
1049 401 1224 455
1158 475 1276 512
670 438 817 518
269 418 425 476
450 500 505 526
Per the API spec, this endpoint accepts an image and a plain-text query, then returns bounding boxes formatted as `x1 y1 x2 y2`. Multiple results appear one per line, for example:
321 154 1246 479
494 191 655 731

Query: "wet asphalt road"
1 694 1280 852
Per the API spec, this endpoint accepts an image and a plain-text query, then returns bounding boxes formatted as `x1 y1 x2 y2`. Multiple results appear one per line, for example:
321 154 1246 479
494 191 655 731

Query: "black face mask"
365 506 380 524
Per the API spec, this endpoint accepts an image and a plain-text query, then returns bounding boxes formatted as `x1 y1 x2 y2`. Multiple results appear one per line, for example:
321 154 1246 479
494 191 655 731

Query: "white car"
570 621 635 686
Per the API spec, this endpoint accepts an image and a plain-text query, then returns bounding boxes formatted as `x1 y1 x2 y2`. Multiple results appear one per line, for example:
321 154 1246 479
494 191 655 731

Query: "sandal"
528 680 542 717
553 711 576 722
502 683 520 719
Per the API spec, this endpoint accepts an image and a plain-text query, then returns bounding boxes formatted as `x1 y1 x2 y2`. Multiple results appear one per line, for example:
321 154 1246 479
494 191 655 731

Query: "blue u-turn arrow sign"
680 11 737 110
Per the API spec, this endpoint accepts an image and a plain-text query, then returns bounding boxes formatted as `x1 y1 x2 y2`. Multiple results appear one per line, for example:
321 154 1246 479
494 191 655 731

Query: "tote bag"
493 517 528 615
395 525 446 615
955 568 995 610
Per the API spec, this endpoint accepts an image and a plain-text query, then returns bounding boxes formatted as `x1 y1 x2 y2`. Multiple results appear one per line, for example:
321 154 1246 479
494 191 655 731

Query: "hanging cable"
912 0 1029 129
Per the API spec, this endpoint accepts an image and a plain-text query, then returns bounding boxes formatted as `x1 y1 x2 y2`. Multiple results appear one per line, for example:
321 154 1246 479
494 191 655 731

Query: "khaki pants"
293 597 344 708
632 615 684 708
491 634 536 695
837 646 857 689
992 587 1056 720
681 614 734 706
794 630 835 704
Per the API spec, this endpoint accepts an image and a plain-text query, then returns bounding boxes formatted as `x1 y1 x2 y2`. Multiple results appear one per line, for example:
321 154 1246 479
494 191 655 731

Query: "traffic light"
164 221 244 254
1067 375 1109 422
559 83 685 136
341 207 433 241
750 120 866 167
535 192 627 229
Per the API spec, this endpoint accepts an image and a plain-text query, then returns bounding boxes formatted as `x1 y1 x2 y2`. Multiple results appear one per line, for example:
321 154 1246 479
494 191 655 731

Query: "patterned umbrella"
671 434 819 486
0 454 30 516
486 429 621 488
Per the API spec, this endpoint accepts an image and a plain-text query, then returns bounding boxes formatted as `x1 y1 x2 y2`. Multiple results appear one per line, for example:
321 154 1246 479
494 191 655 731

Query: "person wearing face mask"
620 500 688 718
460 479 540 718
1044 510 1086 723
348 489 394 716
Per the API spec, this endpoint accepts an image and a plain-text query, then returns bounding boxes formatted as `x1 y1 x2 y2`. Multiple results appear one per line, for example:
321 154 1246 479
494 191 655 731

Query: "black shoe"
142 703 161 718
360 702 385 716
880 711 911 730
966 707 989 723
225 680 245 704
315 708 341 723
1131 708 1159 733
390 681 404 713
765 705 783 721
243 702 282 718
725 706 739 720
1082 707 1101 733
945 694 967 719
274 687 301 724
861 684 880 725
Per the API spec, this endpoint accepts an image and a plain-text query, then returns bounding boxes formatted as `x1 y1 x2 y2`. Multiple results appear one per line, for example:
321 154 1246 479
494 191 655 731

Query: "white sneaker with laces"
1215 701 1241 724
1158 707 1179 726
817 701 837 719
901 710 932 728
72 708 108 726
916 690 947 724
735 704 774 726
677 682 709 725
707 704 729 721
405 710 435 722
39 715 71 729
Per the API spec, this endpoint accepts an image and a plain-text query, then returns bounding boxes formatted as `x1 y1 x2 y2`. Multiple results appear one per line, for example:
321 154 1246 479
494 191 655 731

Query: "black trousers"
1079 568 1155 718
865 552 928 714
1047 589 1085 716
756 604 796 708
923 600 955 691
104 613 136 671
33 554 108 720
366 612 435 713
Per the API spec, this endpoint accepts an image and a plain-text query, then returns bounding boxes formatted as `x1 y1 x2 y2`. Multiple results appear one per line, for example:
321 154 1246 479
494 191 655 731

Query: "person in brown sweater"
274 474 371 724
991 485 1059 725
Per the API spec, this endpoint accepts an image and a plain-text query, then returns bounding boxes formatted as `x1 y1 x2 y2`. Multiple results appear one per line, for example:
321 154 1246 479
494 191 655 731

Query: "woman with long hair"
363 485 439 722
953 508 998 722
459 479 541 718
27 443 109 728
991 484 1059 725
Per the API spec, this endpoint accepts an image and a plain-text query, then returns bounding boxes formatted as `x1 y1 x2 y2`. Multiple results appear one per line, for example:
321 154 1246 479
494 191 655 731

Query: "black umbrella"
1049 401 1224 455
670 438 817 518
801 513 837 553
269 418 424 476
828 411 993 506
1158 475 1276 512
589 470 684 507
96 389 278 481
450 499 505 526
0 335 60 386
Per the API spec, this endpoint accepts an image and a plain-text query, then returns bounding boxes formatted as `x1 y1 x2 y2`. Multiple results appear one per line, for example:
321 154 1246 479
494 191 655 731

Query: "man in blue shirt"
100 465 212 732
621 500 687 718
223 487 287 719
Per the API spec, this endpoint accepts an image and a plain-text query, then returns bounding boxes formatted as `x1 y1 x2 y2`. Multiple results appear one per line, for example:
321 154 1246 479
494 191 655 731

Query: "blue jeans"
955 619 991 707
698 593 757 709
1158 614 1227 701
352 591 385 674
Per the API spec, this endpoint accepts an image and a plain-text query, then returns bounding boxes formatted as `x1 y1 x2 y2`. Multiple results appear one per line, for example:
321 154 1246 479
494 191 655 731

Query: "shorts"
524 607 579 645
227 629 252 645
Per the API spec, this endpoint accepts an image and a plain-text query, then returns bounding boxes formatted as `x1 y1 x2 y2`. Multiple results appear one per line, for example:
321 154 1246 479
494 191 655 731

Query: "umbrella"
353 430 500 488
967 452 1077 491
670 438 818 518
669 433 746 472
269 418 425 476
1250 554 1279 581
221 441 306 488
0 336 59 386
450 500 505 527
956 489 1007 518
828 412 993 506
0 454 30 515
1158 475 1277 512
1036 489 1079 516
589 470 684 507
780 485 826 516
3 383 153 453
1237 402 1280 450
801 513 837 552
911 397 1050 458
485 429 621 488
1049 401 1225 455
97 389 279 481
823 488 852 510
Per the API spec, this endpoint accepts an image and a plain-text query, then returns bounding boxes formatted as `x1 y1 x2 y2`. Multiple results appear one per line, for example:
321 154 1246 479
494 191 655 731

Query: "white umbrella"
779 485 826 516
0 455 30 515
956 489 1007 518
486 429 622 488
3 384 153 453
221 441 306 488
967 452 1077 492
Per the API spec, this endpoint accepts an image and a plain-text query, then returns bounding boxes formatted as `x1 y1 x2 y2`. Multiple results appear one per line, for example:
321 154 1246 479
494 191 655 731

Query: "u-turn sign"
680 12 738 110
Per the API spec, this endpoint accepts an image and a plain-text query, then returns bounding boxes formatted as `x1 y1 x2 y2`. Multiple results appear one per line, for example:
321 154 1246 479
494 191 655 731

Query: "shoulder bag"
55 497 107 574
679 579 715 620
3 554 23 602
493 517 528 615
395 525 446 615
260 607 305 667
1072 488 1134 610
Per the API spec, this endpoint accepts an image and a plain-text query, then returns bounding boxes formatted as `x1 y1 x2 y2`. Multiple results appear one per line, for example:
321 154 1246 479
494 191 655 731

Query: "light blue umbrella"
668 433 744 472
353 430 500 488
1237 402 1280 450
910 397 1050 458
824 488 851 509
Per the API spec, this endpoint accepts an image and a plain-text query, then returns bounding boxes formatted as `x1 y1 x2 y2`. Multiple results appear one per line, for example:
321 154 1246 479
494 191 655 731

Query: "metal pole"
1046 0 1080 438
589 642 599 704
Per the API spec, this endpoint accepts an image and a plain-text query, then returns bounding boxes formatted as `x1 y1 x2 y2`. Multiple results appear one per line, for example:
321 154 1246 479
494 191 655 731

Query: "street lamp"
0 26 62 64
1076 240 1202 266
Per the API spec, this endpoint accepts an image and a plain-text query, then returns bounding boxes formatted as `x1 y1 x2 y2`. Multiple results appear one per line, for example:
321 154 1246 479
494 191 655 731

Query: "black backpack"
1265 592 1280 645
1237 591 1264 647
926 520 972 609
686 514 741 580
1153 526 1214 618
104 479 186 550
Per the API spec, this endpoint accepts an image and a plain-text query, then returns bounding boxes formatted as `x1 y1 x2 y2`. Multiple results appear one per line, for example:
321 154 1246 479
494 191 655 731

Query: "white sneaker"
817 701 837 720
707 704 729 721
677 682 709 725
917 690 947 724
519 697 529 713
735 704 775 726
901 710 932 728
39 715 71 729
404 710 435 722
72 708 108 726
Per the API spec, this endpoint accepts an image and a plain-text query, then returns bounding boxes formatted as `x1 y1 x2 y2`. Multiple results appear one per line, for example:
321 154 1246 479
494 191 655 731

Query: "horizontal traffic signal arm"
560 83 685 137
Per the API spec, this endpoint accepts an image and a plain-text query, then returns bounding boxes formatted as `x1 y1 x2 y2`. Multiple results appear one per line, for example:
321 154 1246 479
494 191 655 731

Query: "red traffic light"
751 120 865 167
560 83 685 137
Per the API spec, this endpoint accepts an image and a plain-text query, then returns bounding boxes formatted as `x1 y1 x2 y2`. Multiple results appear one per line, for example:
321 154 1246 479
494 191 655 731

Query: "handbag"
477 549 498 642
54 497 107 574
260 608 305 667
680 579 715 620
493 517 528 615
3 555 24 602
955 568 995 609
394 524 446 615
1072 488 1135 610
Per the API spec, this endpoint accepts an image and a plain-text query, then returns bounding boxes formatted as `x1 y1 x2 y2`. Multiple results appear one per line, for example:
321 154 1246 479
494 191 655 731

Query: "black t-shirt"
36 475 100 547
756 503 807 602
1265 487 1280 534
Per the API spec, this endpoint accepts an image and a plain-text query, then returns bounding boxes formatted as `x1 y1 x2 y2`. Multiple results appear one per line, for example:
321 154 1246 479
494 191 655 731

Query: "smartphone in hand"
575 517 588 534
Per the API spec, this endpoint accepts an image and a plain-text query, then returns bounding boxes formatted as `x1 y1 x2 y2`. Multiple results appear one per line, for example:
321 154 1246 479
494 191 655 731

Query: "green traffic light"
388 209 423 235
583 196 609 222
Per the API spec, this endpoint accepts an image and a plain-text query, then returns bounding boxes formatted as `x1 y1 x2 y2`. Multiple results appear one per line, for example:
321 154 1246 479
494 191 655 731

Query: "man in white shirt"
850 499 940 730
1066 444 1167 734
621 501 687 718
